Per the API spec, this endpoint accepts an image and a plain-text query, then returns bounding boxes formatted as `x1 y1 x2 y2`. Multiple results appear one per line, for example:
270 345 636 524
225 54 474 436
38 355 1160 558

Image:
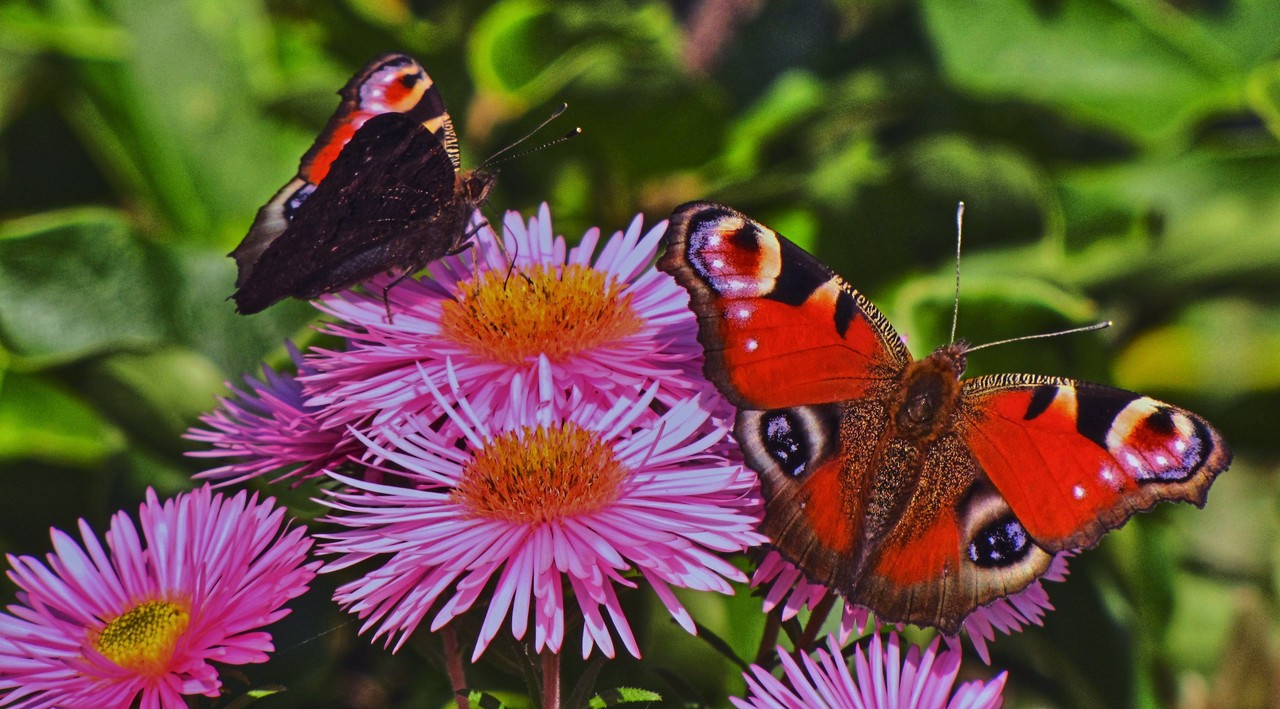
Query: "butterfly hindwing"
735 403 868 591
658 201 910 410
854 432 1055 633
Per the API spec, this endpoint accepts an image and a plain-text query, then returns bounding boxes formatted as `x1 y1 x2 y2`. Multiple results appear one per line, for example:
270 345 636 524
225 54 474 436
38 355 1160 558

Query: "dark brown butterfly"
230 53 494 314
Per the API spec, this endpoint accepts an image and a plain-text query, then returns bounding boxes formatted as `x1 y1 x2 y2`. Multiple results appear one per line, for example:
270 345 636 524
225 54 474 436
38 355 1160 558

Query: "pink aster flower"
0 486 318 708
186 344 361 485
302 204 718 439
751 550 1070 663
733 633 1006 709
318 365 763 660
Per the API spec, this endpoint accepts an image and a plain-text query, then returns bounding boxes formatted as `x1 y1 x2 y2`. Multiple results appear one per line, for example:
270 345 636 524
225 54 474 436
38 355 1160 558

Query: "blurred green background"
1 0 1278 706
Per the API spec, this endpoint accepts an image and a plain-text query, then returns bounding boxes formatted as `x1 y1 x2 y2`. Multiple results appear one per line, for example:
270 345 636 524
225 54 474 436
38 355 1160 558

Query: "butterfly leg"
380 272 415 323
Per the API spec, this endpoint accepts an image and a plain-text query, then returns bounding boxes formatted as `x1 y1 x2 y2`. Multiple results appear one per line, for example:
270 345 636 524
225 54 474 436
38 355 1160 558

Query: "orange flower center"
94 599 190 674
440 263 643 364
452 422 629 523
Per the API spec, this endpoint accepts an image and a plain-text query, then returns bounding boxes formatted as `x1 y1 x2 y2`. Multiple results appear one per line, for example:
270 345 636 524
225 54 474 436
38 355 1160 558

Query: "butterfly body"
231 53 493 314
659 201 1230 633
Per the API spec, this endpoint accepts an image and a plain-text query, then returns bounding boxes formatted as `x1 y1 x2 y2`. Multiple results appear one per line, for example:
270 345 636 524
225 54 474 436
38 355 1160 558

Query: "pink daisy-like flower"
302 204 717 437
751 550 1070 663
186 344 361 485
318 364 763 660
733 633 1006 709
0 486 318 708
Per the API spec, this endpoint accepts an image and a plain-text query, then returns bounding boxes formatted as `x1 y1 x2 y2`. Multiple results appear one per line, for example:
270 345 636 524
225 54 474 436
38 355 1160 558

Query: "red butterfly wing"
958 375 1231 551
658 201 910 410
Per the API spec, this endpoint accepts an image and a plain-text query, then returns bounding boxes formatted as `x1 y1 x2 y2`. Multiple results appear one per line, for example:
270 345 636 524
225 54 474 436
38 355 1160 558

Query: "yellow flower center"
94 599 190 674
440 263 643 364
452 422 629 524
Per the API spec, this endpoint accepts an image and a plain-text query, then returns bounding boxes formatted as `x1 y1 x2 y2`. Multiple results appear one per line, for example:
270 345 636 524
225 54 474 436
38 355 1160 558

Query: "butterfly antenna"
965 320 1113 354
503 221 532 288
478 103 580 170
949 202 964 345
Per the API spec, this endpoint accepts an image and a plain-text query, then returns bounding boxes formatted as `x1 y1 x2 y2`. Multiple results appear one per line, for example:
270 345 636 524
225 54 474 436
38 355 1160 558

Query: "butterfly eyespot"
761 411 809 478
967 516 1032 568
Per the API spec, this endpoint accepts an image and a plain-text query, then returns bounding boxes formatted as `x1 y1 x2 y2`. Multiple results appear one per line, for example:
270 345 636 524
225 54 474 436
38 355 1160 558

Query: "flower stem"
542 649 561 709
798 593 837 653
442 625 469 709
755 611 781 666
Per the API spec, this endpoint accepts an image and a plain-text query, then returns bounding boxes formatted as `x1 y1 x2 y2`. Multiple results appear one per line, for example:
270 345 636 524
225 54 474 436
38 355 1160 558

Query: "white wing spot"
736 307 751 320
1072 485 1086 499
1155 455 1169 466
745 339 759 353
711 258 725 269
1125 453 1141 469
1175 440 1187 453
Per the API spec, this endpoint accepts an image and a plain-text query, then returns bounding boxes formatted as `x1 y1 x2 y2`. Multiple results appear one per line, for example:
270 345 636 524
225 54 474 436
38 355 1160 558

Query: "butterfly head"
894 344 968 441
461 169 497 209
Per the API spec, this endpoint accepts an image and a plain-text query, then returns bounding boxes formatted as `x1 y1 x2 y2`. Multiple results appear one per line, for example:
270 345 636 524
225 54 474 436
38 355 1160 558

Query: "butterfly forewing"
659 201 909 410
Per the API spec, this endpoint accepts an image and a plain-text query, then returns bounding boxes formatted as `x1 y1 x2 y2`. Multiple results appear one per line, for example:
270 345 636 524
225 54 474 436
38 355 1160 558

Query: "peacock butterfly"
657 201 1231 633
230 53 494 314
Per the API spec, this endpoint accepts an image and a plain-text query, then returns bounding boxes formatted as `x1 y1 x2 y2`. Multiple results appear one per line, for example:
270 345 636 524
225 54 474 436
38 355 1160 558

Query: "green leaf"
165 244 318 376
0 372 124 466
0 209 165 365
469 0 682 109
921 0 1239 142
588 687 663 707
77 348 227 457
59 0 300 241
463 690 511 709
0 2 129 61
1113 299 1280 398
690 620 749 671
1246 60 1280 140
222 685 286 709
720 70 825 180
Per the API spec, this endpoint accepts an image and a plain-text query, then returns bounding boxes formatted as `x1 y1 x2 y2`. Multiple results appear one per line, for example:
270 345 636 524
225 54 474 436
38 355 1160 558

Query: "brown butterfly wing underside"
658 201 1231 633
230 53 492 314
